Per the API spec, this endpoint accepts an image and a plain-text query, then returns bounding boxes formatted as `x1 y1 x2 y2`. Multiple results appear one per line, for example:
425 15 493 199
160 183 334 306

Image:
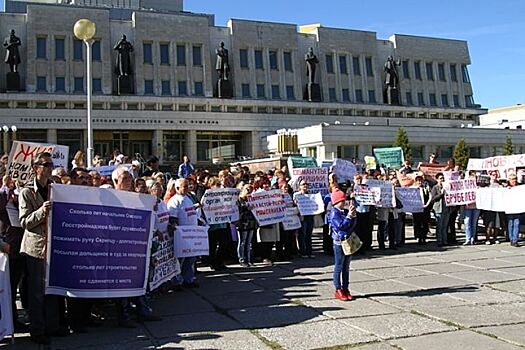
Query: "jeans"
176 257 196 284
298 215 314 256
463 208 480 242
333 244 352 290
435 211 450 245
237 229 254 263
507 217 520 243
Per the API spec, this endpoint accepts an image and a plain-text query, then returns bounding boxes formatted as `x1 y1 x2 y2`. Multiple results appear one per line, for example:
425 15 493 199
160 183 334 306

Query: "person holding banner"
275 183 296 260
482 172 502 245
352 175 372 252
294 179 315 258
431 173 450 246
463 171 480 245
205 176 230 271
237 184 256 267
412 175 432 245
327 189 357 301
507 174 522 247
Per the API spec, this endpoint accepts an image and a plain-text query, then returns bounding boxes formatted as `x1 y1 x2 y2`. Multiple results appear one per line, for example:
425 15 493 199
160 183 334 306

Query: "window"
365 57 373 76
36 76 46 91
438 63 446 81
255 50 263 69
337 145 358 160
55 77 65 92
271 84 280 99
402 60 410 79
339 55 348 74
286 85 295 100
269 50 278 70
417 92 425 106
283 52 292 72
194 82 204 96
461 65 470 83
178 81 187 96
355 89 363 103
92 40 101 61
196 131 242 162
160 43 170 65
325 54 334 74
144 79 154 95
368 90 376 103
163 132 187 163
143 43 152 64
176 45 186 66
453 94 460 107
450 64 458 82
239 49 248 68
426 62 434 80
414 61 422 80
429 93 437 106
36 37 46 59
465 95 474 107
73 39 83 60
192 46 202 66
405 92 413 105
241 83 251 98
161 80 171 95
329 88 337 102
256 84 265 98
352 57 361 75
342 88 350 102
441 94 449 107
93 78 102 93
74 77 84 93
55 38 65 60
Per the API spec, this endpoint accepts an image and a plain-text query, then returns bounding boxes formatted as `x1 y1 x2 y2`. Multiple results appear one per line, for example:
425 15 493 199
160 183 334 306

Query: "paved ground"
3 228 525 350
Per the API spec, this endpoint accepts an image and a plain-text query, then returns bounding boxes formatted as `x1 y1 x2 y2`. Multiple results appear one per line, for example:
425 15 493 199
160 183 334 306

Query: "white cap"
132 160 141 167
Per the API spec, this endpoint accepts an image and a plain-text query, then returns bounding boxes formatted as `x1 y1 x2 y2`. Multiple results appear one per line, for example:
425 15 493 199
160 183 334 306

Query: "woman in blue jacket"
327 189 357 301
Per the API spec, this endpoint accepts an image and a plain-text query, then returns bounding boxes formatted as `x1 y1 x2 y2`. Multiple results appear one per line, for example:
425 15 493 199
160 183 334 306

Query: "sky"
184 0 524 110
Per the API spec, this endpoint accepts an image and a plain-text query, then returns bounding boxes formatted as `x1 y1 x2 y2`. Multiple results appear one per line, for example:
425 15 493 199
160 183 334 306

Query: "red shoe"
343 288 353 301
335 289 349 301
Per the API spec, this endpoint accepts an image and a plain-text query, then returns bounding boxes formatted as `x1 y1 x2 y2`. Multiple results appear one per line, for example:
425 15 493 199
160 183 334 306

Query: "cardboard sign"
363 179 395 208
444 171 461 181
364 156 377 171
444 179 477 206
373 147 404 169
149 235 180 291
294 192 325 216
418 163 447 179
395 187 424 213
290 167 329 195
201 188 240 224
282 207 302 230
354 185 381 206
287 156 318 170
467 154 525 179
330 159 357 183
174 226 209 258
248 189 286 226
476 186 525 214
0 253 14 340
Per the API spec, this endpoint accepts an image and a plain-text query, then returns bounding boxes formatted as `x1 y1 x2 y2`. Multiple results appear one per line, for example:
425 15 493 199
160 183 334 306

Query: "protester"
463 170 480 245
71 150 85 169
294 179 315 258
352 174 372 252
178 155 194 179
431 172 450 246
253 177 278 266
276 183 295 260
483 171 502 245
506 174 521 247
142 156 160 177
237 183 256 267
206 176 230 270
327 189 357 301
412 175 432 245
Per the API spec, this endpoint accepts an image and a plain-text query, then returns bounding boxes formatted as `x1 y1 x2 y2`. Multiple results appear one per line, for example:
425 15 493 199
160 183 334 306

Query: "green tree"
393 127 412 162
503 135 514 155
453 138 469 170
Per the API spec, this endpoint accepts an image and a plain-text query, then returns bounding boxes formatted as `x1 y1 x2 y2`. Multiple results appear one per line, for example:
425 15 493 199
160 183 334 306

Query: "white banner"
282 207 302 230
248 189 286 226
444 171 461 181
330 159 356 183
295 192 324 216
395 187 424 213
149 235 180 291
444 179 477 206
290 167 329 195
476 186 525 214
0 253 13 341
467 154 525 179
354 185 380 206
363 179 395 208
201 188 240 224
5 202 20 228
174 226 209 258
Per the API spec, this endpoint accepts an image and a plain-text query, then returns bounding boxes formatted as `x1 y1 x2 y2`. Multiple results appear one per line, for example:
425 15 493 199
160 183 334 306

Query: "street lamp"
73 19 96 167
2 125 17 153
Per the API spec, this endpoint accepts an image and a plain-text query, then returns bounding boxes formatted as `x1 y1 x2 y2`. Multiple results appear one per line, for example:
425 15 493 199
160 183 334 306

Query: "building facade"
0 0 493 166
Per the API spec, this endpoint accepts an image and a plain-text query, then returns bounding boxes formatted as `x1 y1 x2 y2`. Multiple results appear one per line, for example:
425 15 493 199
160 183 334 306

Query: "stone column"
47 129 58 144
153 129 162 163
187 129 197 162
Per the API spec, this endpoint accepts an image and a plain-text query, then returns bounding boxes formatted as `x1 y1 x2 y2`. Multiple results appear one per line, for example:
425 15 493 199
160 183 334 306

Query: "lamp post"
73 19 96 168
2 125 17 154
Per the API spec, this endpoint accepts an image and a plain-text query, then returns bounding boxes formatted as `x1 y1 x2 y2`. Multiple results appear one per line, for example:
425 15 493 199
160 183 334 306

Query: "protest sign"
364 156 377 171
5 202 20 228
290 167 329 195
467 154 525 179
373 147 404 169
418 163 447 179
444 179 477 206
6 141 70 183
0 253 13 341
354 185 381 206
248 189 286 226
396 171 420 187
201 188 240 224
476 186 525 214
287 156 318 171
294 192 325 216
149 234 180 291
46 184 155 298
282 207 302 230
444 171 461 181
363 179 395 208
330 159 357 183
395 187 424 213
174 226 209 257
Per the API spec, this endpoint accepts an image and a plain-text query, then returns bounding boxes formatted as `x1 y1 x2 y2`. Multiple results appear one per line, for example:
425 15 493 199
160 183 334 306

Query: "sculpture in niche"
113 34 134 76
4 29 21 73
215 41 230 80
304 47 319 84
384 55 401 105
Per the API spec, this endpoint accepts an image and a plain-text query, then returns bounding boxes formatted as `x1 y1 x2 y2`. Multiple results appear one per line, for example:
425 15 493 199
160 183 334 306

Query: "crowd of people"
0 149 523 344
